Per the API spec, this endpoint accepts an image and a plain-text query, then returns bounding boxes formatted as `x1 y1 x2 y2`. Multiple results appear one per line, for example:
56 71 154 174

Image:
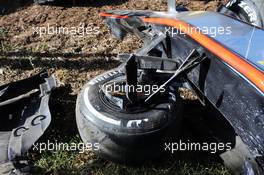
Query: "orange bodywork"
100 13 129 19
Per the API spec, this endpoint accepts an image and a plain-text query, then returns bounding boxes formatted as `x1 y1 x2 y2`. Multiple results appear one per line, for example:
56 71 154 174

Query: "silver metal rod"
167 0 176 13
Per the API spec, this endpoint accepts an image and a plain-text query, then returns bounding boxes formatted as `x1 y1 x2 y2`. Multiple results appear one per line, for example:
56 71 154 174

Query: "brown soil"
0 0 225 91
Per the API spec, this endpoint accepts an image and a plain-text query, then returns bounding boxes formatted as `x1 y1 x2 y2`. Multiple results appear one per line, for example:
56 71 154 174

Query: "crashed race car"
0 0 263 174
76 0 264 174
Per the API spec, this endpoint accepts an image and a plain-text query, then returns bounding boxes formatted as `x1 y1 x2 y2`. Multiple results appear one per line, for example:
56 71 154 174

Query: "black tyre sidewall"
76 69 184 163
76 97 182 164
225 0 264 27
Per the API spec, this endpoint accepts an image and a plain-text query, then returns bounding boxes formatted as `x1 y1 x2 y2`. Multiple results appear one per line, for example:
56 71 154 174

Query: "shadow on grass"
0 56 120 72
46 0 129 8
0 0 32 15
0 51 117 59
0 0 129 16
41 85 78 142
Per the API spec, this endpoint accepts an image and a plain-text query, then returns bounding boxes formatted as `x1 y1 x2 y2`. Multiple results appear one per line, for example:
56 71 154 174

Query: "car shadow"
163 99 237 165
0 0 32 15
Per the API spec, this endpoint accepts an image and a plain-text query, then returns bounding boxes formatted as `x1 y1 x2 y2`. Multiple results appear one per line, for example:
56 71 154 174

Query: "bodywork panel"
101 10 264 168
101 11 264 93
174 12 264 73
0 70 56 174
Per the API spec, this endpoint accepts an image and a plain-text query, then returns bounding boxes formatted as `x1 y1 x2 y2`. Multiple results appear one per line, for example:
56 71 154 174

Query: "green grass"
0 27 7 39
0 27 7 52
0 27 18 53
30 144 231 175
24 77 232 175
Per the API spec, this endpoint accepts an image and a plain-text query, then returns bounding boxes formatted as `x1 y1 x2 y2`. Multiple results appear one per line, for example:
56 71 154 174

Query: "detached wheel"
219 0 264 28
76 69 183 164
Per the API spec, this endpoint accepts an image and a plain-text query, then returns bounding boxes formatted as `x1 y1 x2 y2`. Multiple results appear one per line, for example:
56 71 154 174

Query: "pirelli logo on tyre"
88 70 119 85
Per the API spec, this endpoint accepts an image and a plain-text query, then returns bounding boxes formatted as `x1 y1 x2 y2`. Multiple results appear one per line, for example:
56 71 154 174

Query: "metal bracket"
118 54 179 71
135 33 166 56
145 49 206 102
125 55 138 104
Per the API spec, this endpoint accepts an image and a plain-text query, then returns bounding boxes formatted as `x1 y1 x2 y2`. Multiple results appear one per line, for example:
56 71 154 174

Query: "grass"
0 27 7 38
0 54 231 175
30 142 231 175
0 27 7 52
0 27 17 53
26 94 231 175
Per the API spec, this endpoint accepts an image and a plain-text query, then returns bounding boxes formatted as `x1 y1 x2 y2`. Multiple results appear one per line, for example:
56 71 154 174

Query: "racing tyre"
76 69 183 164
219 0 264 28
34 0 56 4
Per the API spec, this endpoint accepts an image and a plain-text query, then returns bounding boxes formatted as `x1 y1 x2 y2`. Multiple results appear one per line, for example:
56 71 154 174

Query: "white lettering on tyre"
238 1 258 24
226 0 237 7
89 70 119 85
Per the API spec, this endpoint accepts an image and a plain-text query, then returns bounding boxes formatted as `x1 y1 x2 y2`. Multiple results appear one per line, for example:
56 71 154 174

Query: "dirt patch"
0 0 224 55
0 0 225 89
